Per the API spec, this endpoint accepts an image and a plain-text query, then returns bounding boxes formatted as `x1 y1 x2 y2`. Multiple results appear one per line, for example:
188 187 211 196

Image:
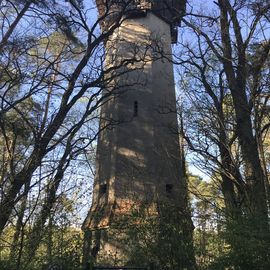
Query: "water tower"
83 0 192 267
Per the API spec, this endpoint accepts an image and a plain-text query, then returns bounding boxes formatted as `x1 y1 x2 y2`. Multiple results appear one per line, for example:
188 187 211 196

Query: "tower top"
96 0 187 43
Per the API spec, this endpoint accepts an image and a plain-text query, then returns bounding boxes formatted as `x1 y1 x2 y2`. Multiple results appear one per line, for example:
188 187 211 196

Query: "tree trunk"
219 0 268 229
9 182 30 269
0 1 32 52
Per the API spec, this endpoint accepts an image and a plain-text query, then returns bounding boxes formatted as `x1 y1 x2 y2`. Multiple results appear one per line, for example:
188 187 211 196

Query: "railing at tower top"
93 267 148 270
96 0 185 22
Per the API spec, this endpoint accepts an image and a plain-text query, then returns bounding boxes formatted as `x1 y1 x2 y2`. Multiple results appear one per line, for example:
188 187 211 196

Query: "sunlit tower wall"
83 0 190 266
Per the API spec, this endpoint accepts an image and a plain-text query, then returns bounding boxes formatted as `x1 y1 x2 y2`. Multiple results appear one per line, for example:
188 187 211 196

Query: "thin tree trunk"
47 213 53 266
9 182 30 269
0 1 32 52
23 166 65 265
256 126 270 212
179 109 197 270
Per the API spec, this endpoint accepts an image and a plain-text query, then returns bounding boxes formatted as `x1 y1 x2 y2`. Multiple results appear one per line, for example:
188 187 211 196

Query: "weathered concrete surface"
83 11 188 264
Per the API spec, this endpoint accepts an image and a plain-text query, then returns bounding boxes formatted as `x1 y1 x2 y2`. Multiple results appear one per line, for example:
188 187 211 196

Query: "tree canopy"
0 0 269 269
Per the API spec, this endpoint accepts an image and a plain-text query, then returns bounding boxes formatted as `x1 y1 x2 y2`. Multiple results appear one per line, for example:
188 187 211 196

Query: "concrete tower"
83 0 191 267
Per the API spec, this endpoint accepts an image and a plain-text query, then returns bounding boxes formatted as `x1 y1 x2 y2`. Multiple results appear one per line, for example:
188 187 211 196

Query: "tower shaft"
83 2 192 267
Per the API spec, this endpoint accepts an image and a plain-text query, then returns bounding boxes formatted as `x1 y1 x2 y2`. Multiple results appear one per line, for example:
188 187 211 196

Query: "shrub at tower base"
86 202 196 270
211 216 270 270
127 203 195 270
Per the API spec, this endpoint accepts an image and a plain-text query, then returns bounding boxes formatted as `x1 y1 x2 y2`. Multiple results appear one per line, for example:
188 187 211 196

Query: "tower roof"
96 0 186 26
96 0 186 43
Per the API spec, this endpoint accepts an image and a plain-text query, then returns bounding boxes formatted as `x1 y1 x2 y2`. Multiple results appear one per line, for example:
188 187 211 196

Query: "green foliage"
188 174 225 269
0 225 84 270
212 217 270 270
125 203 195 270
188 174 270 270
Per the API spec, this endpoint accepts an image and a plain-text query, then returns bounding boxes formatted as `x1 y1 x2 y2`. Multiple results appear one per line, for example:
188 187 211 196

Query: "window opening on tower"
100 184 107 195
166 184 173 193
134 101 138 117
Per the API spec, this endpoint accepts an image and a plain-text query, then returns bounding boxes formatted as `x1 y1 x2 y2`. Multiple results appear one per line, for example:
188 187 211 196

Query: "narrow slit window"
166 184 173 193
100 184 107 195
134 101 138 117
